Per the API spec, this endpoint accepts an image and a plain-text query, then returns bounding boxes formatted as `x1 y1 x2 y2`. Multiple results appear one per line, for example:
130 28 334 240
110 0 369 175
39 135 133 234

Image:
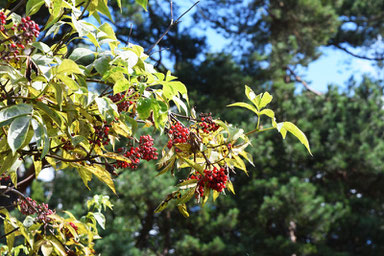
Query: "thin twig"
286 66 323 96
146 1 200 54
245 126 275 136
170 0 174 24
126 23 133 46
8 0 27 16
0 185 38 213
334 44 384 61
0 227 20 240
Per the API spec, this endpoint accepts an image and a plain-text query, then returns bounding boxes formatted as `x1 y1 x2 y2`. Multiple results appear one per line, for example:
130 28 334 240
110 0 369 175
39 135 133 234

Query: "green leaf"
57 59 82 75
41 241 53 256
57 74 79 91
49 237 66 256
32 42 52 54
34 102 62 127
279 122 312 155
95 97 118 122
157 156 176 176
135 0 148 11
97 0 113 20
212 190 220 201
177 188 195 205
77 168 92 190
113 78 130 94
177 204 190 218
94 55 111 75
0 153 19 176
7 116 32 153
259 109 275 118
259 92 273 109
245 85 261 109
178 155 204 175
177 178 198 189
0 104 33 127
26 0 45 16
227 180 235 194
227 102 258 115
77 163 116 194
69 48 95 65
92 212 106 229
136 98 153 119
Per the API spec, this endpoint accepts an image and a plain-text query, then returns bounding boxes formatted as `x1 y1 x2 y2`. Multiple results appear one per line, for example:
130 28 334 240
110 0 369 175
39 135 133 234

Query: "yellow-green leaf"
57 59 82 75
212 190 220 201
156 156 176 176
227 180 235 194
259 109 275 119
245 85 261 109
177 204 189 218
280 122 312 155
101 152 131 163
177 154 204 175
259 92 273 109
227 102 258 115
177 188 195 205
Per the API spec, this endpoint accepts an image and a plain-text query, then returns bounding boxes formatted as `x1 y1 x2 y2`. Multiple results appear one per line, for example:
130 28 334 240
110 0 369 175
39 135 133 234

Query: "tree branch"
333 44 384 61
0 227 19 240
145 1 200 55
286 66 323 96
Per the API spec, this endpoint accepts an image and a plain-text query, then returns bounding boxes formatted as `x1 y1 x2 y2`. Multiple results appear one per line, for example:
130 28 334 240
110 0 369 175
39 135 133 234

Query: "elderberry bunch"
0 11 6 31
198 113 220 134
115 135 158 169
90 123 111 146
188 167 228 198
18 197 55 223
0 173 10 182
115 146 141 169
0 15 40 62
64 222 79 239
204 167 228 192
139 135 158 161
108 92 133 113
167 121 190 149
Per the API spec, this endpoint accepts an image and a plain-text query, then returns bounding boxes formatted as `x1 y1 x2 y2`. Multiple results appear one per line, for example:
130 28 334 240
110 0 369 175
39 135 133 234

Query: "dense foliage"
0 0 313 255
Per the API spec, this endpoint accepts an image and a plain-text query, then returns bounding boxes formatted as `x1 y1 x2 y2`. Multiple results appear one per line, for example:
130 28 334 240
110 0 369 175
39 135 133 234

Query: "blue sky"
177 1 381 93
202 28 380 93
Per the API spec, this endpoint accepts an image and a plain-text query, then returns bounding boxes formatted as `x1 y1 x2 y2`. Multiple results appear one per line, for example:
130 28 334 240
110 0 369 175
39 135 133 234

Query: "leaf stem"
245 126 275 136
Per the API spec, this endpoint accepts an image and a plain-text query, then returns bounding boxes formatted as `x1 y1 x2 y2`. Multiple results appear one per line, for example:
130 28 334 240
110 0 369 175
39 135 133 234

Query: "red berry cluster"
167 121 190 149
14 17 40 42
0 15 40 62
198 113 219 134
115 135 158 169
64 222 79 239
18 197 55 223
108 93 133 113
90 123 111 146
0 173 10 182
0 11 6 31
61 138 74 150
188 167 228 198
139 135 158 161
116 146 141 169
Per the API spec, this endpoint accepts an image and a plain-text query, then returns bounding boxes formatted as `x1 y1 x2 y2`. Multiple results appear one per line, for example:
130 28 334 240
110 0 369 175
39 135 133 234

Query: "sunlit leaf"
279 122 312 155
7 116 32 153
227 102 258 115
259 92 273 109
